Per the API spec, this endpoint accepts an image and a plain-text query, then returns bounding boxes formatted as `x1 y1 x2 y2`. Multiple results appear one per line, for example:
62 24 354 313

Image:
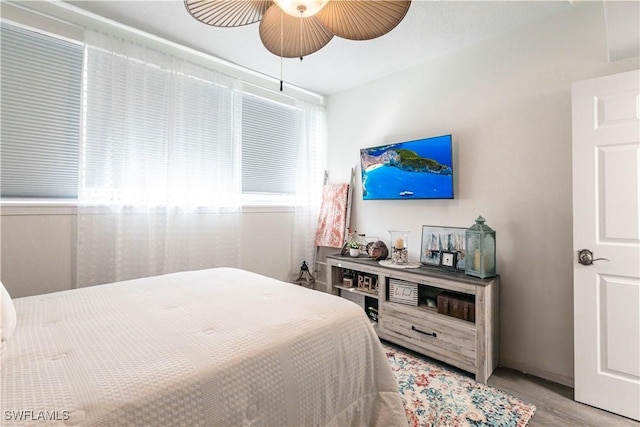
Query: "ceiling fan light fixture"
185 0 272 27
186 0 411 54
274 0 329 17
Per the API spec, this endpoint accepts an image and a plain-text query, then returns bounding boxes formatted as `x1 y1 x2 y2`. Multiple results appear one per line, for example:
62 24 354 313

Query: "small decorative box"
389 279 418 306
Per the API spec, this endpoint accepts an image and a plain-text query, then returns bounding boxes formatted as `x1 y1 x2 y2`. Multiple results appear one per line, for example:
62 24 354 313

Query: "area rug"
383 343 536 427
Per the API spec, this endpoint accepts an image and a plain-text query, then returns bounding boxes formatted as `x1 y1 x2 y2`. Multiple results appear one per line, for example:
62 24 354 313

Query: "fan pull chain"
299 10 303 61
280 9 284 91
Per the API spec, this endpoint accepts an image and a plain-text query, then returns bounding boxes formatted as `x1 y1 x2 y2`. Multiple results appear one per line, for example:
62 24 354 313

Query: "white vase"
349 248 360 257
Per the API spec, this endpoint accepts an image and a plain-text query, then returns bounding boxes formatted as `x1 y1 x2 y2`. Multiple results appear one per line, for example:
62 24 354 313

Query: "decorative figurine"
293 261 316 288
367 240 389 261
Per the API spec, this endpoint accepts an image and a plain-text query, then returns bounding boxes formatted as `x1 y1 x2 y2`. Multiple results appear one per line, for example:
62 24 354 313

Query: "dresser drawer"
380 304 476 368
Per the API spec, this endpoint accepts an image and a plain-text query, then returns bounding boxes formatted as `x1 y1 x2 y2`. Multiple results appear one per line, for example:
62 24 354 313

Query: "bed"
0 268 407 426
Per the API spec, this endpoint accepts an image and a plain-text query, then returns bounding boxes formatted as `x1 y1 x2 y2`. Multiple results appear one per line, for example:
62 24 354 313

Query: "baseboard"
499 358 574 388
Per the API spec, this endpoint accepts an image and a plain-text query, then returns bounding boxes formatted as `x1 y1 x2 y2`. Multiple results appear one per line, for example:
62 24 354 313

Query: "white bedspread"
1 268 407 426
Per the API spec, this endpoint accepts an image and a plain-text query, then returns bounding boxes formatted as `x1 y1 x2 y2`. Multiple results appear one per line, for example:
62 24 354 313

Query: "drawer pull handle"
411 326 437 337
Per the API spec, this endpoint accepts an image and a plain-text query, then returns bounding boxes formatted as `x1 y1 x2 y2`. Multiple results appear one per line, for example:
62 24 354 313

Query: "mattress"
1 268 407 426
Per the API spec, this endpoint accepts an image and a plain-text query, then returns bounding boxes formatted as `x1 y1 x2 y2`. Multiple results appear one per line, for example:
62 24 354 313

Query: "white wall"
325 2 638 386
0 209 293 298
1 212 76 297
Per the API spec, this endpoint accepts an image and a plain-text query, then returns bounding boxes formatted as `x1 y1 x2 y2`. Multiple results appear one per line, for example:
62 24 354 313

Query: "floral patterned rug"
383 343 536 427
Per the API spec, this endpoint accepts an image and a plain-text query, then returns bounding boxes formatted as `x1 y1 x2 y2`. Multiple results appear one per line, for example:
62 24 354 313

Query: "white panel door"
572 69 640 421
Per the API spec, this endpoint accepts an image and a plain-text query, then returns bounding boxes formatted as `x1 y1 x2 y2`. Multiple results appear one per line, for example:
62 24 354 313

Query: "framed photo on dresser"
421 225 466 270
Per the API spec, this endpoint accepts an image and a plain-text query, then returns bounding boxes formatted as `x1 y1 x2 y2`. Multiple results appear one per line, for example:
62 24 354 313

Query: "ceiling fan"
184 0 412 60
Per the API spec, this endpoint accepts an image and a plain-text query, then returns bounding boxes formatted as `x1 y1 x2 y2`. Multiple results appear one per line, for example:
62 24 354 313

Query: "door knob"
578 249 610 266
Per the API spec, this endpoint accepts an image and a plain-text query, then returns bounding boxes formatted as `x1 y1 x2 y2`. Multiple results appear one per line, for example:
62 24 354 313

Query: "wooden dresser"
326 254 499 384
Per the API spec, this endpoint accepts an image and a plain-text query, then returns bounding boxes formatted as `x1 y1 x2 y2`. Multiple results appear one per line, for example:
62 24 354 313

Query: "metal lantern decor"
293 261 316 288
465 216 496 279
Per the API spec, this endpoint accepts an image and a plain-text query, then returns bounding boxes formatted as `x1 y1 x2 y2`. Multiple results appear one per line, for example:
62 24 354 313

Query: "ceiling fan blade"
259 4 334 58
184 0 271 27
316 0 411 40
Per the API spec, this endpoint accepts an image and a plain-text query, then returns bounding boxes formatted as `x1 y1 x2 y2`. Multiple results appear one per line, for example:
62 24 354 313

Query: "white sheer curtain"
78 30 242 287
290 100 325 280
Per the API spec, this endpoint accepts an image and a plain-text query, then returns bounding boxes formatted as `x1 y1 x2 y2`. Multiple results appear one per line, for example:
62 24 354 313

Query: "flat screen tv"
360 134 454 200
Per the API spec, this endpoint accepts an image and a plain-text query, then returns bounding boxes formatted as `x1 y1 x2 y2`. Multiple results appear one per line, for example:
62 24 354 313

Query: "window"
241 93 298 196
1 23 322 206
0 23 83 198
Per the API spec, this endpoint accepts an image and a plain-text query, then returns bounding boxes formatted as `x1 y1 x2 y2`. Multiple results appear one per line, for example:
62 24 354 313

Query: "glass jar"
389 230 409 265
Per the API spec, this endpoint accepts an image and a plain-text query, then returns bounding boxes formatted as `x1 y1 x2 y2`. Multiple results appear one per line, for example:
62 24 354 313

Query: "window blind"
241 93 298 195
1 23 83 198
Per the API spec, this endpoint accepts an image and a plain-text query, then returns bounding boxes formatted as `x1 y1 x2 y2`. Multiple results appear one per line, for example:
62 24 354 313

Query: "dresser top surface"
326 254 498 287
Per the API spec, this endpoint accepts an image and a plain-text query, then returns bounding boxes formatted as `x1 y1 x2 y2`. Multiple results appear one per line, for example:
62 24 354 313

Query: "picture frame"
388 279 419 306
439 250 458 271
421 225 466 269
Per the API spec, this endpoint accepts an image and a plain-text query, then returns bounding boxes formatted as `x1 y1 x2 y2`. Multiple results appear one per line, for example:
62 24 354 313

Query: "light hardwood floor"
488 367 639 426
382 339 638 426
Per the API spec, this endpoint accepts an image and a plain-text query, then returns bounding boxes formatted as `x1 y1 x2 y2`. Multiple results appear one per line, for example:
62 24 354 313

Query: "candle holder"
389 230 409 265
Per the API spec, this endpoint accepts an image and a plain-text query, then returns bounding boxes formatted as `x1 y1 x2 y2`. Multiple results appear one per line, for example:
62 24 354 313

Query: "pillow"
1 280 17 343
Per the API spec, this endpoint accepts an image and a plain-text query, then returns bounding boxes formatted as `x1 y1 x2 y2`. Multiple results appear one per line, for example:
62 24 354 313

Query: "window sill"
0 199 78 215
242 205 294 214
0 199 294 215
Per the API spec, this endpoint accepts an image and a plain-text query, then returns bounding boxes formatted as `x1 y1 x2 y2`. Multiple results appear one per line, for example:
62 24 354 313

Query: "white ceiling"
65 1 637 96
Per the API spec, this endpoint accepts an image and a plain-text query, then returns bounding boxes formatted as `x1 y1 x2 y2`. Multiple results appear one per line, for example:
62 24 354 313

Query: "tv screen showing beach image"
360 135 454 200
